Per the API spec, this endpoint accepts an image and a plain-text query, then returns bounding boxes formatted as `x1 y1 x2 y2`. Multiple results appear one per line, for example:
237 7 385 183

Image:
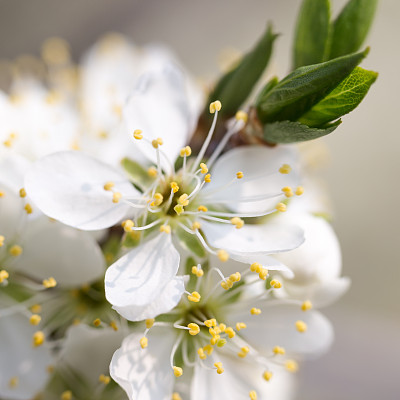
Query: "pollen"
0 191 4 197
9 376 18 388
112 192 122 203
146 319 155 329
93 318 101 327
204 173 211 183
270 279 282 289
188 323 200 336
151 193 164 207
173 366 183 377
24 203 33 214
296 186 304 196
133 129 143 140
9 245 22 256
122 219 134 232
32 331 45 347
148 166 158 177
192 265 204 277
214 362 224 374
250 262 262 273
203 344 214 355
170 182 179 193
238 346 249 358
19 188 27 198
282 186 293 198
0 270 9 283
200 163 208 174
30 314 41 325
204 319 217 328
295 320 308 333
178 193 189 206
197 348 207 360
198 205 208 212
43 277 57 288
235 110 248 123
285 360 299 373
249 390 257 400
236 171 244 179
99 374 111 385
160 225 171 234
0 235 4 247
259 267 269 281
209 100 222 114
140 337 148 349
230 217 244 229
172 393 182 400
180 146 192 157
225 327 235 338
301 300 313 311
276 202 287 212
273 346 285 355
188 291 201 303
103 181 115 191
217 249 229 262
229 272 241 282
263 371 273 381
250 308 261 315
61 390 72 400
110 321 119 331
279 164 292 174
151 137 163 148
236 322 247 331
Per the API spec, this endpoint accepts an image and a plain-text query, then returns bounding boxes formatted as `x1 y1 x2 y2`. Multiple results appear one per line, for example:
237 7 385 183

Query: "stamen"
160 225 171 234
217 249 229 262
148 166 158 177
230 217 244 229
42 277 57 288
112 192 122 203
295 320 308 333
0 235 4 246
296 186 304 196
172 393 182 400
24 203 33 214
8 376 18 388
191 265 204 278
214 361 224 374
250 308 261 315
99 374 111 384
0 269 9 283
61 391 72 400
301 300 313 311
188 323 200 336
263 371 273 381
187 291 201 303
249 390 257 399
236 322 247 331
103 181 115 191
19 188 27 198
270 279 282 289
285 360 299 373
273 346 285 355
236 171 244 179
93 318 102 327
173 366 183 377
121 219 134 232
279 164 292 174
133 129 143 140
32 331 45 347
238 346 250 358
140 337 148 349
276 202 287 212
9 245 22 256
29 314 41 325
282 186 293 198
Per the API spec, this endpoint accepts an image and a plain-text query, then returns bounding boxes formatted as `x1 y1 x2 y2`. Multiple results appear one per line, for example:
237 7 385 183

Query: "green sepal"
256 48 369 123
255 76 279 105
121 157 153 189
293 0 331 68
329 0 378 59
175 226 206 258
263 119 341 144
207 23 278 116
299 66 378 127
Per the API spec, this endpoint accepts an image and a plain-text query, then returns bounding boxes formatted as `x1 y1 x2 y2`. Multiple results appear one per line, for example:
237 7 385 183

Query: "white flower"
25 69 305 322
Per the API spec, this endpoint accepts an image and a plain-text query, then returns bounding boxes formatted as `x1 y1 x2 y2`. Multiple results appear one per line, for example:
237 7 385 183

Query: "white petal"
123 68 192 171
14 217 105 287
202 146 300 213
0 152 30 192
0 183 24 239
201 220 305 257
105 234 182 321
25 151 139 230
224 300 334 358
110 328 176 400
61 324 124 387
0 311 53 400
192 353 295 400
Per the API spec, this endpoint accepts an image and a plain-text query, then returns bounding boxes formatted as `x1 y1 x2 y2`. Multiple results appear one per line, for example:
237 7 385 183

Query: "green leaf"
263 119 341 144
256 48 369 123
255 76 279 105
329 0 378 59
207 23 278 116
293 0 331 68
299 66 378 126
121 157 153 189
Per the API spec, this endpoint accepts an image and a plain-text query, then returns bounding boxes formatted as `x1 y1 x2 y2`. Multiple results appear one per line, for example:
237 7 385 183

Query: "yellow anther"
109 321 119 331
178 193 189 206
43 277 57 288
0 235 4 247
152 137 163 148
235 110 248 123
174 204 184 215
285 360 299 373
229 272 241 282
273 346 286 355
199 163 208 174
204 173 211 183
9 245 22 257
112 192 122 203
214 362 224 374
276 202 287 212
93 318 101 327
238 346 250 358
296 186 304 196
209 100 222 114
133 129 143 140
301 300 313 311
121 219 134 232
210 335 220 345
250 308 261 315
180 146 192 157
217 249 229 262
279 164 292 174
209 326 221 336
160 225 171 234
99 374 111 385
250 262 262 273
61 390 72 400
9 376 18 388
236 171 244 179
197 347 207 360
103 181 114 191
32 331 45 347
140 336 148 349
270 279 282 289
197 205 208 212
259 267 269 281
0 191 4 197
170 182 179 193
295 320 308 333
0 270 9 283
24 203 33 214
249 390 257 400
236 322 247 331
187 291 201 303
230 217 244 229
188 323 200 336
217 338 227 347
204 319 217 328
192 221 201 231
173 366 183 377
145 318 155 329
30 314 41 326
225 327 235 338
172 392 182 400
151 193 164 207
203 344 214 355
19 188 27 198
31 304 42 314
147 166 158 177
219 323 227 332
221 280 233 290
282 186 294 198
263 371 273 381
192 266 204 277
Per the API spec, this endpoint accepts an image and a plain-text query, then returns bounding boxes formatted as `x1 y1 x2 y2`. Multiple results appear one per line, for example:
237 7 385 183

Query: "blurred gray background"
0 0 399 398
